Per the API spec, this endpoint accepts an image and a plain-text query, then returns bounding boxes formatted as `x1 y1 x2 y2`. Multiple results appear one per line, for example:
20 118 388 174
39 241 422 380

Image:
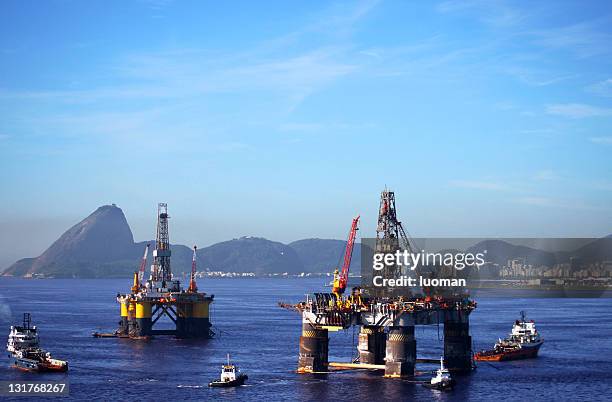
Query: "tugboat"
423 357 455 390
475 311 543 362
208 354 248 388
6 313 68 372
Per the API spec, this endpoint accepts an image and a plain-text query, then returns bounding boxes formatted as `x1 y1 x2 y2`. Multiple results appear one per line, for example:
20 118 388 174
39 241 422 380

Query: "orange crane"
132 244 150 292
188 246 198 293
332 215 360 298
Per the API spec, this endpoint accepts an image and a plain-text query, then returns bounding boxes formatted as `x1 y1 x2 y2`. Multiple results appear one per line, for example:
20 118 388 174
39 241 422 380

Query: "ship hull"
475 341 542 362
423 379 455 390
12 357 68 373
209 374 248 388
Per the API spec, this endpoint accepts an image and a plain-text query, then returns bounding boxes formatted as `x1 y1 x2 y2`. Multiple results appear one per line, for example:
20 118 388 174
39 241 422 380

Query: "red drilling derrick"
188 246 198 293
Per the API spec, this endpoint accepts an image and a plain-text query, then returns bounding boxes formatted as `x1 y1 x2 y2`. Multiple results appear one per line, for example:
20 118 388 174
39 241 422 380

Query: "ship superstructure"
116 203 214 339
7 313 39 354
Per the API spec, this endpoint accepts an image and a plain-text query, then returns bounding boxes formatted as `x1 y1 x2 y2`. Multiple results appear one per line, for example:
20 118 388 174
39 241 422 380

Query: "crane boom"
332 215 360 296
138 244 150 287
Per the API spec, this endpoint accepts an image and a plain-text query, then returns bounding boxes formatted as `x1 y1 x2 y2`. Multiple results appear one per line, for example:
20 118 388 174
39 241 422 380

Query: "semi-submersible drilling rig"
116 203 214 339
292 190 476 377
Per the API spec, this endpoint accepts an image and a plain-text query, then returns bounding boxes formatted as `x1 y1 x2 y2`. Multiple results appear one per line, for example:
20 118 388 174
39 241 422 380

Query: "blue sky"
1 0 611 266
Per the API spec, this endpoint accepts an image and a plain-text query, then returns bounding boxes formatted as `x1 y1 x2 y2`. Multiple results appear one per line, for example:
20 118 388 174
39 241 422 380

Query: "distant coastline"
6 273 611 293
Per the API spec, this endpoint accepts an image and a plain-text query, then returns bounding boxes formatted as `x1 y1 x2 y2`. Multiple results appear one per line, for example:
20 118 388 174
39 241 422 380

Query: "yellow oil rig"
114 203 214 339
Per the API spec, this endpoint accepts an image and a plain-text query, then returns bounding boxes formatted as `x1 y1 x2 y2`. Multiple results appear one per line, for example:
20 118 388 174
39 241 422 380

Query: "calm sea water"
0 278 611 401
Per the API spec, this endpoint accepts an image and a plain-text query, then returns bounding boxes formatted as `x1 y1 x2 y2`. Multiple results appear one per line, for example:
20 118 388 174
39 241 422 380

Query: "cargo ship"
6 313 68 372
474 311 543 362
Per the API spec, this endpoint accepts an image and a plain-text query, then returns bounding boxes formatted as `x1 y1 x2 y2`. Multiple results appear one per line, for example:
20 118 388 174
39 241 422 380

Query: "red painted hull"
14 363 68 373
12 357 68 373
475 342 542 362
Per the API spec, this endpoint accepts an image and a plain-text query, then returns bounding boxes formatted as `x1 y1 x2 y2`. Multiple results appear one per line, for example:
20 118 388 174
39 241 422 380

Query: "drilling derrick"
111 203 214 340
154 203 172 285
376 189 414 281
149 203 179 292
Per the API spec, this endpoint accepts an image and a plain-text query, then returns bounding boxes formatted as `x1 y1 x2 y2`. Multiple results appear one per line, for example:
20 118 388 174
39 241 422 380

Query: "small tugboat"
208 354 248 388
475 311 543 362
423 357 455 391
6 313 68 372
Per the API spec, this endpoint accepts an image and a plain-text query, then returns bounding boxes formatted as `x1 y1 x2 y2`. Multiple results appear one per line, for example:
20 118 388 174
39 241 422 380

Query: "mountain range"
2 205 357 278
2 205 610 278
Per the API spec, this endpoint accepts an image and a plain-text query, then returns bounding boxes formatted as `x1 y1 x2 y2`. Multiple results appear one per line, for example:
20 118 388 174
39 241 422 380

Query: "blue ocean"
0 278 611 401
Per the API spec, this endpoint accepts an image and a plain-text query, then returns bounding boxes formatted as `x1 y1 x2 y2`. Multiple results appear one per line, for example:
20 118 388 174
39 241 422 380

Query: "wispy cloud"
504 66 575 87
436 0 527 28
278 121 373 133
440 3 612 61
590 136 612 145
0 47 357 111
315 0 381 35
452 173 608 212
450 180 508 191
214 142 250 152
0 2 377 112
515 196 601 210
516 196 563 208
533 170 559 181
278 122 324 132
138 0 174 11
529 18 612 58
518 128 555 135
546 103 612 118
592 180 612 191
586 78 612 97
0 0 385 159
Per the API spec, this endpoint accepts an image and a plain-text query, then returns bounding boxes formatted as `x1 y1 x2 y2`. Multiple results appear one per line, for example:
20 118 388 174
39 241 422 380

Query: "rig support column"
135 301 152 337
176 300 212 338
384 326 416 378
118 299 129 335
298 323 328 373
358 326 386 364
444 315 472 372
127 301 137 335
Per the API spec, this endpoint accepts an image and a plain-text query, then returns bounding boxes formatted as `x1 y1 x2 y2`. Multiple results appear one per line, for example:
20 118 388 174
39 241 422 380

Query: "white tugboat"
208 354 248 388
423 357 455 390
475 311 543 362
6 313 68 373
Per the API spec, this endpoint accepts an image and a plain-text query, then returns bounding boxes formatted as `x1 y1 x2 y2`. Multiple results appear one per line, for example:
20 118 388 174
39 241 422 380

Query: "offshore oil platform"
101 203 214 339
286 190 476 377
